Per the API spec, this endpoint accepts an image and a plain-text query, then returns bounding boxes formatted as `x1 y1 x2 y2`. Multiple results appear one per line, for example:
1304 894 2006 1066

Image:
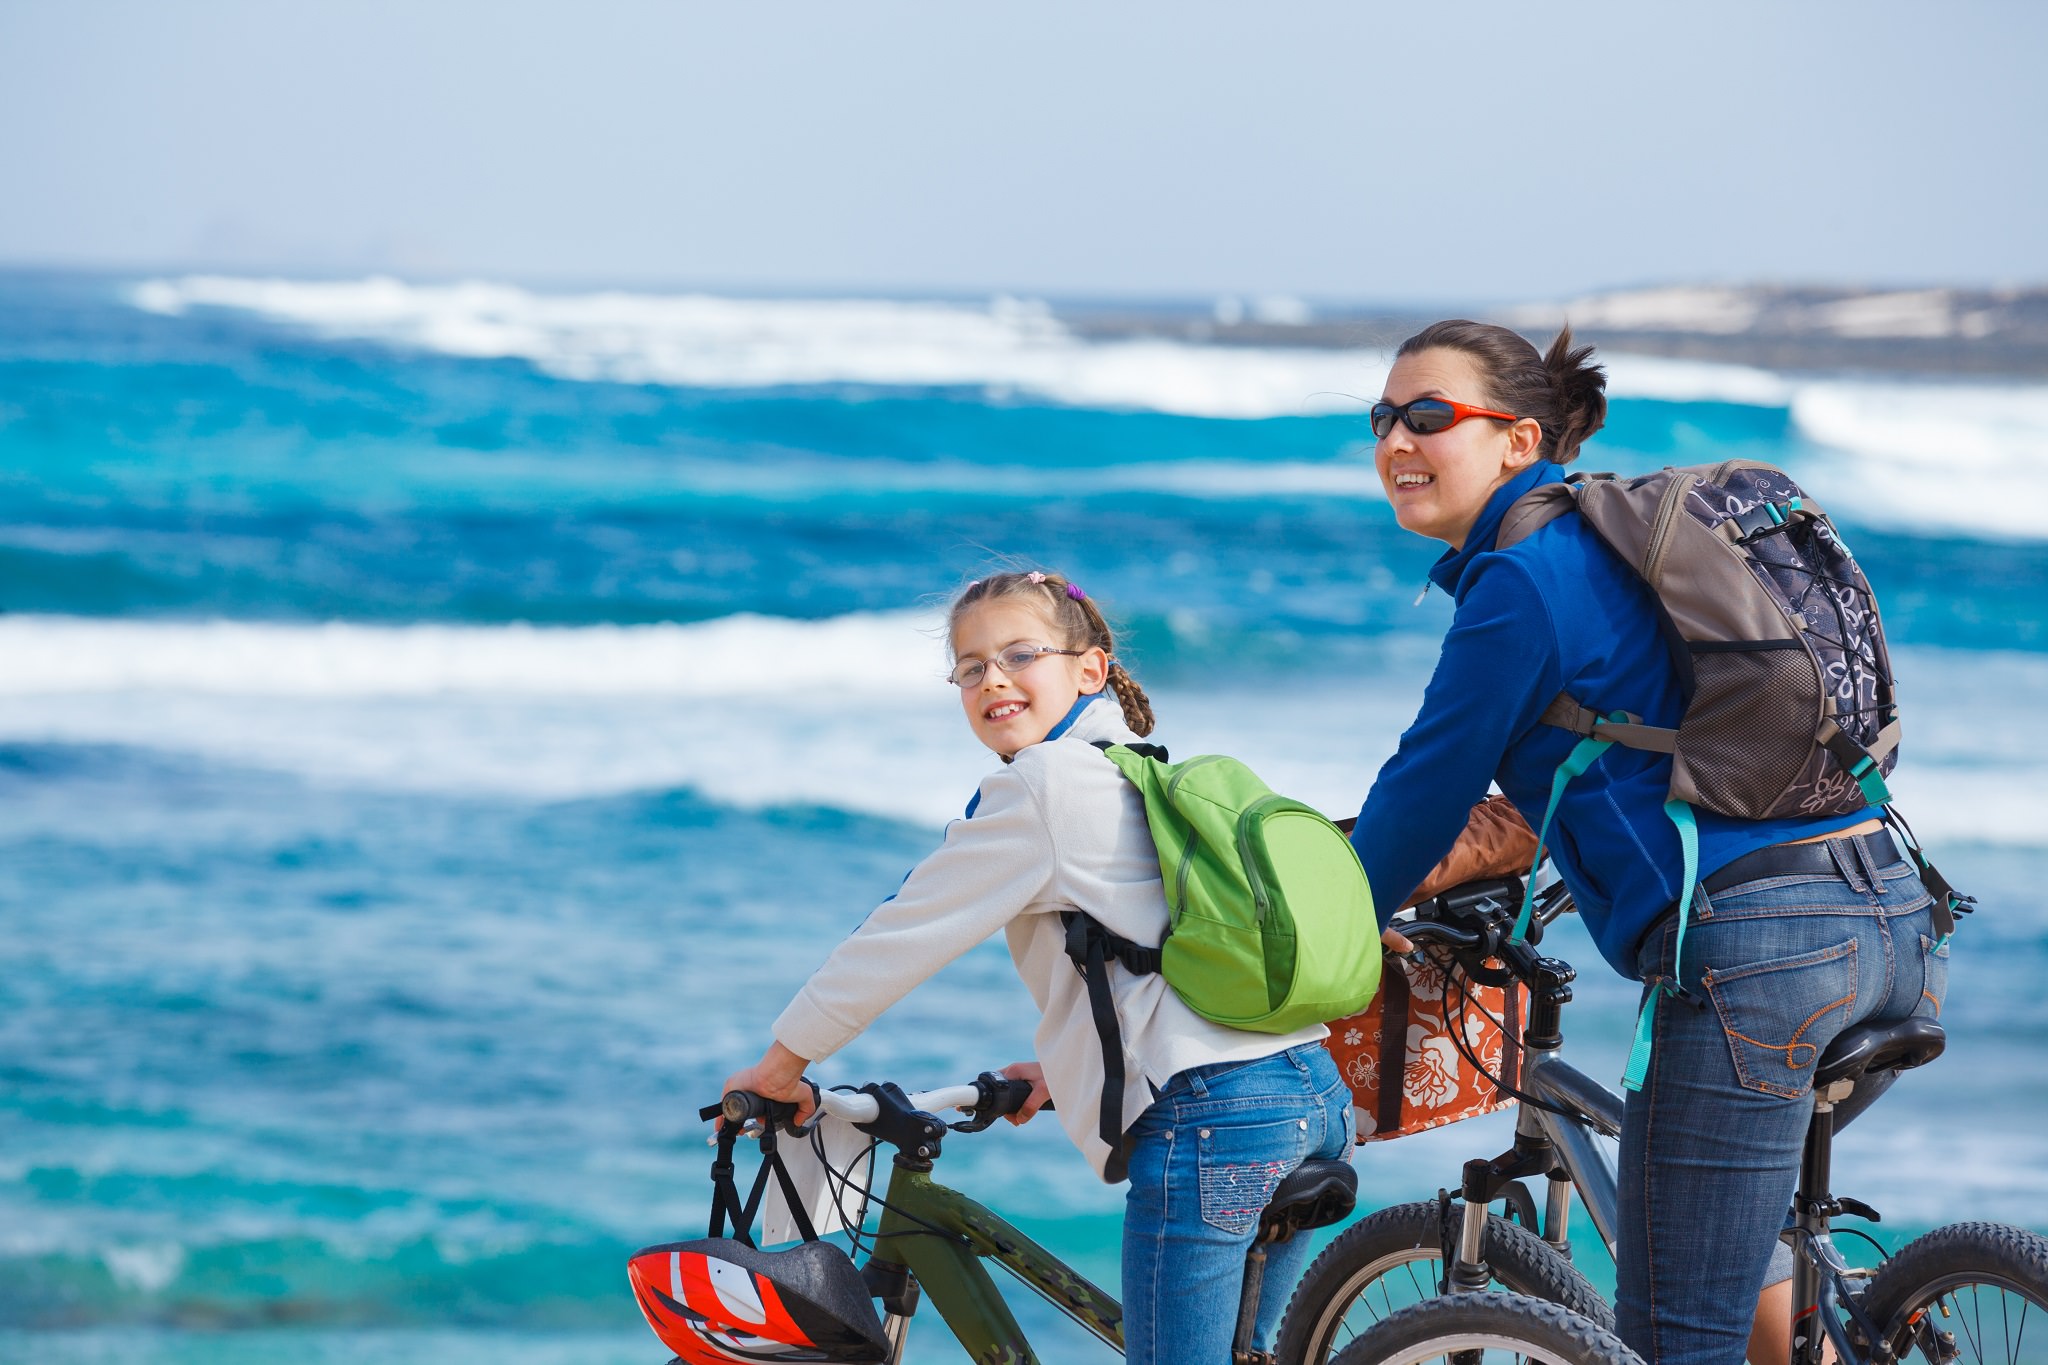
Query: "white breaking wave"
0 614 2041 848
1791 379 2048 540
130 274 1811 419
0 612 949 698
131 275 1383 421
122 275 2048 536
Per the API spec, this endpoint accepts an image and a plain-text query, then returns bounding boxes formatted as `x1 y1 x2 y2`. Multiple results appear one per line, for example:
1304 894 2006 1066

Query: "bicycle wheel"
1275 1200 1612 1364
1855 1221 2048 1364
1328 1290 1639 1365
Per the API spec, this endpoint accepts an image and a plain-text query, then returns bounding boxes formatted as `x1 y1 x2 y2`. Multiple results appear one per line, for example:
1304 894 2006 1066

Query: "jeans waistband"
1156 1042 1321 1101
1634 827 1906 962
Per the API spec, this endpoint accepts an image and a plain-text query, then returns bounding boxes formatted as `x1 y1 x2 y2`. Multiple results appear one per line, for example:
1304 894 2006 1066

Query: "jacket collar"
1427 461 1566 598
992 691 1128 767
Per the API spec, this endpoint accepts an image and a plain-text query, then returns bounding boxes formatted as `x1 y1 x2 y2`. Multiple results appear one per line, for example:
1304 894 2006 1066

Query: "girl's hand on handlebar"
999 1061 1050 1125
719 1041 816 1131
1382 925 1414 955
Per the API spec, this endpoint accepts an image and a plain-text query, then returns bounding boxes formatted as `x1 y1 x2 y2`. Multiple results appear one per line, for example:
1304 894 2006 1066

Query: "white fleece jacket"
772 697 1327 1181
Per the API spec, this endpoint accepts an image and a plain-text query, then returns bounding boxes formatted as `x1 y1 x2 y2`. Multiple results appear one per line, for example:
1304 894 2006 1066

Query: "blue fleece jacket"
1350 461 1868 978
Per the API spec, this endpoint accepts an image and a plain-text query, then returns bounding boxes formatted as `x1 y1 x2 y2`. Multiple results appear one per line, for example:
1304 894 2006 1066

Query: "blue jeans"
1617 838 1948 1365
1121 1042 1352 1365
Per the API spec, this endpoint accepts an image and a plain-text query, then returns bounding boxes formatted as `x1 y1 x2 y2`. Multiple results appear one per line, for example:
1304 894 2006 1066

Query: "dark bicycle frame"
864 1159 1124 1361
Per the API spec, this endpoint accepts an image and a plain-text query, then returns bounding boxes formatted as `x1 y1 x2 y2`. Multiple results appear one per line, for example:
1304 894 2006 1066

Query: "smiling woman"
1347 318 1947 1365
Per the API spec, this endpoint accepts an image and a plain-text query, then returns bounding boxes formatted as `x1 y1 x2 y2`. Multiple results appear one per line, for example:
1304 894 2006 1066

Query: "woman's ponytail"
1541 325 1608 465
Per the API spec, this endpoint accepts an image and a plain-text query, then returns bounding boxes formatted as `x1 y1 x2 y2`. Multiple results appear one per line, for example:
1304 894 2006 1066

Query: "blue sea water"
2 269 2045 1363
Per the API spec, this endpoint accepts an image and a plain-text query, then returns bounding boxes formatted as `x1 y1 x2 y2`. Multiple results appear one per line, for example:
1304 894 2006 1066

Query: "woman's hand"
1382 925 1414 955
999 1060 1051 1125
719 1040 816 1129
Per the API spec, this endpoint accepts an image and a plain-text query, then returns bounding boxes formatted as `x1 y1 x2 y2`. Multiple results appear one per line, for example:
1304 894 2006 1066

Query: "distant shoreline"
1066 284 2048 380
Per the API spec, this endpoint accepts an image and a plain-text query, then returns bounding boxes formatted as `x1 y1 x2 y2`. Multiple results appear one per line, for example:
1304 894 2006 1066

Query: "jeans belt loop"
1825 835 1869 894
1854 831 1886 894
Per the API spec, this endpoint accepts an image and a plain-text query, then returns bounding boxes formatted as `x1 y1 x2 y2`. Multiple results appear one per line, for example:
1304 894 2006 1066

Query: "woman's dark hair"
1396 320 1607 465
948 570 1155 736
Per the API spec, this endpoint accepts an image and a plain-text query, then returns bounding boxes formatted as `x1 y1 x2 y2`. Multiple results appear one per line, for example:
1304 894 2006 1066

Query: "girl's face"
1375 347 1544 549
951 599 1108 759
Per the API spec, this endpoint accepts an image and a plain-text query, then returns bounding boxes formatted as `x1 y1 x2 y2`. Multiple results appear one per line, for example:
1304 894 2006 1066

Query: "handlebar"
1397 874 1576 990
714 1071 1051 1142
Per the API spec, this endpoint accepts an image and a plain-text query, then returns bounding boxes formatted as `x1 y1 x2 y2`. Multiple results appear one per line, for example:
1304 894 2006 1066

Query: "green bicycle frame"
864 1159 1123 1362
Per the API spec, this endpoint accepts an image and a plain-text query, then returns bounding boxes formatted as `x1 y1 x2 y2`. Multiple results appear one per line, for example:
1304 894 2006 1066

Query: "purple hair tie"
1066 582 1087 601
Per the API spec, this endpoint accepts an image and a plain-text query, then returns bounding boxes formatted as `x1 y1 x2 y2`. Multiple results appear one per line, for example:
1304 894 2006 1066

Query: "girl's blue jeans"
1617 836 1948 1365
1121 1041 1352 1364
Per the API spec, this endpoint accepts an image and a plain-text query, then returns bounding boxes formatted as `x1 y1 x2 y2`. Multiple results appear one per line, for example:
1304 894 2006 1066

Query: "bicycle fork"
1444 949 1587 1291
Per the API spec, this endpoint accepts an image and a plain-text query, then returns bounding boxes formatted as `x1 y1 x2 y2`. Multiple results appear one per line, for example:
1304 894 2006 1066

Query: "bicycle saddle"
1813 1016 1946 1089
1257 1160 1358 1244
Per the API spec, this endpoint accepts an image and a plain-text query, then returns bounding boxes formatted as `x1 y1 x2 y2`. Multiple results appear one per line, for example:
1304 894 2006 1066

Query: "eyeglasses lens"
1405 399 1455 434
950 660 986 688
998 647 1043 672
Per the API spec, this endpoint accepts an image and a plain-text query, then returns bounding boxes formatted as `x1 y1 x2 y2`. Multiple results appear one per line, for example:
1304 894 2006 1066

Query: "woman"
1348 320 1946 1365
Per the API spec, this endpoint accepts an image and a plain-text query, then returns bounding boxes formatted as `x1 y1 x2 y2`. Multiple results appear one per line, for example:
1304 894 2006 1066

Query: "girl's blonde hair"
948 570 1155 736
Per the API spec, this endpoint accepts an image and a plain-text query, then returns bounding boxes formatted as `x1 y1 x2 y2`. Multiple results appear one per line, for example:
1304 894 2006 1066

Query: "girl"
720 569 1351 1363
1347 321 1945 1365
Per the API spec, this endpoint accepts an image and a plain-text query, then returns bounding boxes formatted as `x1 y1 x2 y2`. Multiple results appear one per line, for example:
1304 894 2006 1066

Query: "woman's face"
1375 347 1543 549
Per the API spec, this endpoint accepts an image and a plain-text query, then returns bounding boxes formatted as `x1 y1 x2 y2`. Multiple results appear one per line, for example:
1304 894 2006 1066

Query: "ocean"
2 269 2044 1364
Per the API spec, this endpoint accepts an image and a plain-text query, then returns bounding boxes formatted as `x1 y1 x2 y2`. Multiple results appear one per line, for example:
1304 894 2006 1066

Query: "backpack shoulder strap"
1092 739 1170 761
1061 909 1157 1183
1495 477 1588 550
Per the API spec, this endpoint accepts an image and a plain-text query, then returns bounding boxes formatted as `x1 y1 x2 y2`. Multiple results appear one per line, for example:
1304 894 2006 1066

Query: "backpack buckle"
1725 502 1783 543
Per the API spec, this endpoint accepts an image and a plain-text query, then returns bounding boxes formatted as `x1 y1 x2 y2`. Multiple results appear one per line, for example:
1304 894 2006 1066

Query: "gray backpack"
1497 460 1966 1089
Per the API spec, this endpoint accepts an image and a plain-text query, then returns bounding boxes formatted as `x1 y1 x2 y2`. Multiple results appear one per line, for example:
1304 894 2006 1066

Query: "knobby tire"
1855 1221 2048 1365
1326 1290 1639 1365
1275 1200 1611 1364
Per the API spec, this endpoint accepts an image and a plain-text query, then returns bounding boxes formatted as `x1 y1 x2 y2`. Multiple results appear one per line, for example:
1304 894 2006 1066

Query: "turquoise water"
2 269 2044 1362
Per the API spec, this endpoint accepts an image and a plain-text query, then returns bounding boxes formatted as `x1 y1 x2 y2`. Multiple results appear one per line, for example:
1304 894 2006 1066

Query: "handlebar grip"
721 1090 798 1125
974 1072 1042 1119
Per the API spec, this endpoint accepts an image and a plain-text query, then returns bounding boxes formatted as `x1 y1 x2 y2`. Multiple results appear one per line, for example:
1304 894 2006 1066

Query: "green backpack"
1065 741 1382 1171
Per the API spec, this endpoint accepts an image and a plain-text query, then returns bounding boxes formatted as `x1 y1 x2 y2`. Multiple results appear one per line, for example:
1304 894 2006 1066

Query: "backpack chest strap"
1540 693 1678 754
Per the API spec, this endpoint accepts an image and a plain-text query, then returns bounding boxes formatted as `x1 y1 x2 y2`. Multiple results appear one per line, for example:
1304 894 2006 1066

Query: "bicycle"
1275 874 2048 1365
641 1071 1360 1364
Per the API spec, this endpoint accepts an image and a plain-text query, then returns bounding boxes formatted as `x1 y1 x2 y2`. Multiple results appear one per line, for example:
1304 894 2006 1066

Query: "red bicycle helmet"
628 1237 891 1364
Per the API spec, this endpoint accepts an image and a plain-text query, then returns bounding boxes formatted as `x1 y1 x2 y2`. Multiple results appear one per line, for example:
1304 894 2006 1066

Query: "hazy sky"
3 1 2044 304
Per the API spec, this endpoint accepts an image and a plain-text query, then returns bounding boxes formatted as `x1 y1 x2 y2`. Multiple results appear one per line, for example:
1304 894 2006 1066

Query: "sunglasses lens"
1369 403 1398 439
1405 399 1456 434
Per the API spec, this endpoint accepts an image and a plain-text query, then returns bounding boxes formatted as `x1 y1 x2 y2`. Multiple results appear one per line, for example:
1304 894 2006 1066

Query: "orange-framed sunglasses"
1370 396 1520 439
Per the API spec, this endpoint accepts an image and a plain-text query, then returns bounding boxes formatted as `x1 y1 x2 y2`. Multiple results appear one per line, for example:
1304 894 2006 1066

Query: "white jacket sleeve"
772 763 1057 1062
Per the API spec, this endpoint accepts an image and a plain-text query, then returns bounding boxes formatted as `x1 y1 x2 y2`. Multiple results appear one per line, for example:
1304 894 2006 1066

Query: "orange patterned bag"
1324 948 1525 1143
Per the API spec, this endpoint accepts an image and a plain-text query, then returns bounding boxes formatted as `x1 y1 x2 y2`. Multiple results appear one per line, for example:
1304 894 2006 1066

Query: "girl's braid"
950 570 1156 736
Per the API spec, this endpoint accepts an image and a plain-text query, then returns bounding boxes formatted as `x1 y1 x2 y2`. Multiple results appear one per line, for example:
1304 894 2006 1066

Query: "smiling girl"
720 569 1351 1364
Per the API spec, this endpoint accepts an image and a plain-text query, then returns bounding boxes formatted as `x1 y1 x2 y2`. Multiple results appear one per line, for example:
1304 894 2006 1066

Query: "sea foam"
130 275 2048 538
1 614 2039 848
130 275 1808 420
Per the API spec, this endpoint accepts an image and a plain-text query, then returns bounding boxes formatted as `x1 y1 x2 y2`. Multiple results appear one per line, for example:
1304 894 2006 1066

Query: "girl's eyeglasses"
1370 396 1520 439
947 644 1084 689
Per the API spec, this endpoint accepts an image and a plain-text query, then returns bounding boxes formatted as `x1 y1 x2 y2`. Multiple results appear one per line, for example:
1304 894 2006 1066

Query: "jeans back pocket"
1704 938 1860 1099
1196 1118 1307 1235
